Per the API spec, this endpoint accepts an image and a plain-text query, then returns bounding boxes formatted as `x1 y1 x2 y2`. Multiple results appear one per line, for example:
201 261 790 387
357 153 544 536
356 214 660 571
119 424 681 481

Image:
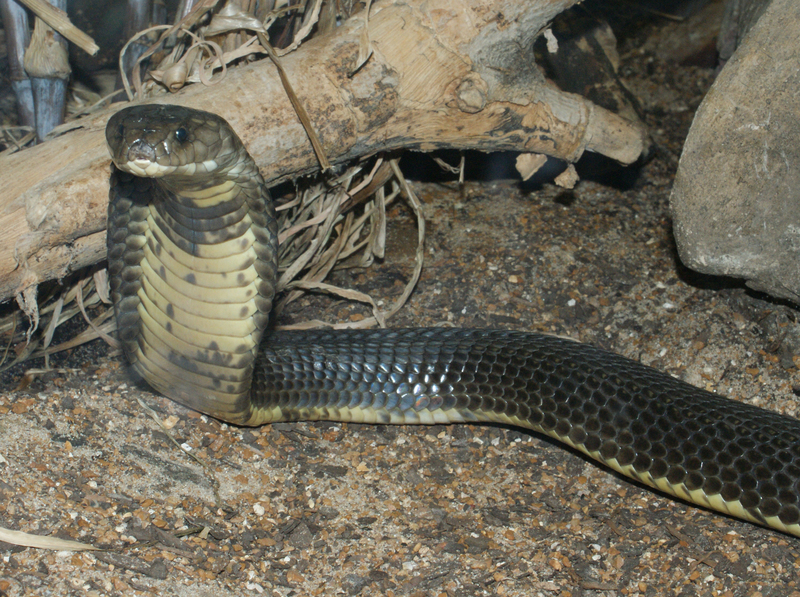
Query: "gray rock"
671 0 800 303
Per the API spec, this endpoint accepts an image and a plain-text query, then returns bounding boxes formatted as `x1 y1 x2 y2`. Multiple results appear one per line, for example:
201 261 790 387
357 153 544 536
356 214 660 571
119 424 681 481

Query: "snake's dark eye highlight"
175 127 188 143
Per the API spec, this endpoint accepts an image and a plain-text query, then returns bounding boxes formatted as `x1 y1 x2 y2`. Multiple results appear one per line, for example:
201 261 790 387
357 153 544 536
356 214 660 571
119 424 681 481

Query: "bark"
0 0 648 304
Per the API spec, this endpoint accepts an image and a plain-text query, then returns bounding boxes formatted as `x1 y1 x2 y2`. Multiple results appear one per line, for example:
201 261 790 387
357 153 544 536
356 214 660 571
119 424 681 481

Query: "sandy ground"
2 8 800 597
2 172 800 596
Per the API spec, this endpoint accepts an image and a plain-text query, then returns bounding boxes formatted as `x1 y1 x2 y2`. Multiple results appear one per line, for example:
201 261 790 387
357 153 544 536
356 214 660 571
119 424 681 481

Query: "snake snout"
126 139 156 164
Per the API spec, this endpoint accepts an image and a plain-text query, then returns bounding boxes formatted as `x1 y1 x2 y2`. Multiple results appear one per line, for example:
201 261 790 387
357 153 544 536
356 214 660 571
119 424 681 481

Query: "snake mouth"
123 159 179 178
120 139 171 177
118 157 224 179
116 134 216 177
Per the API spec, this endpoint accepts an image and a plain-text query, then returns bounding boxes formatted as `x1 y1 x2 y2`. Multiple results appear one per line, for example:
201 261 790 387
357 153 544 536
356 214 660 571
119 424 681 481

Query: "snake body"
106 104 800 537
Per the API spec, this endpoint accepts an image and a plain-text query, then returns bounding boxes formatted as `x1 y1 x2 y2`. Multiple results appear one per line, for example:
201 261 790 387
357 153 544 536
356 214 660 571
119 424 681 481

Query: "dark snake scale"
106 104 800 537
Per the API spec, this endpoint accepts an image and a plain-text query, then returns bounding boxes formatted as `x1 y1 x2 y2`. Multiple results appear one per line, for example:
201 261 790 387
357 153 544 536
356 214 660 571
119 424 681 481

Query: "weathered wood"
0 0 647 305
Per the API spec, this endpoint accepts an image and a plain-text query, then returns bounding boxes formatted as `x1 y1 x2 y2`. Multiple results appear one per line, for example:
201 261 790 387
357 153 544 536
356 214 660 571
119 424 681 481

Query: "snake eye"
174 127 188 143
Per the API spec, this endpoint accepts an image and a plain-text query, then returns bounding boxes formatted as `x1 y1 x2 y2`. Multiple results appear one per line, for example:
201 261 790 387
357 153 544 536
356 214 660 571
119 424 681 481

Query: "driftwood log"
0 0 647 306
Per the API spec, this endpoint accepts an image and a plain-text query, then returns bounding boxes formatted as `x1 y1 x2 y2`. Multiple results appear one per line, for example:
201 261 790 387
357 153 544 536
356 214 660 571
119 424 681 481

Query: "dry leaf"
0 526 97 551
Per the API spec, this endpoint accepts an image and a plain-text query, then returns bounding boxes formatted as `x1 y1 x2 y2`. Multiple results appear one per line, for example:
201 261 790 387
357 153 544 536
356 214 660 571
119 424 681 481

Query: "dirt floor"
2 5 800 597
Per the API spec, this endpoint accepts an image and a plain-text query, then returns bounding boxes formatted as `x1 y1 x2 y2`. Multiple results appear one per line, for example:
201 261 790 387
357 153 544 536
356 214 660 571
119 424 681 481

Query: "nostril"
127 139 156 163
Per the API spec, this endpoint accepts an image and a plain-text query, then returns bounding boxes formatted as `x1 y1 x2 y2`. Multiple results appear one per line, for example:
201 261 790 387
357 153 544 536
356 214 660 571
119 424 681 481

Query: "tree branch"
0 0 647 304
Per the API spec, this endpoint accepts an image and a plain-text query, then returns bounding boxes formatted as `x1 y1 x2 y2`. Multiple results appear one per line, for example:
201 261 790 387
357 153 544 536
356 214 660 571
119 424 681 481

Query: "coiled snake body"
106 104 800 537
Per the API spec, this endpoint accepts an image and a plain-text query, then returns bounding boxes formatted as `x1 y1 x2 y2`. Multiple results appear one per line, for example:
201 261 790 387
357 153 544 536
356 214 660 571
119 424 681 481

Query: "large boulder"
670 0 800 303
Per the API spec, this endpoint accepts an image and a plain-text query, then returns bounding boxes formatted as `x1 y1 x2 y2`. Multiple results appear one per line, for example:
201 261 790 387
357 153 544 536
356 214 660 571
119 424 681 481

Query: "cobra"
105 104 800 537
